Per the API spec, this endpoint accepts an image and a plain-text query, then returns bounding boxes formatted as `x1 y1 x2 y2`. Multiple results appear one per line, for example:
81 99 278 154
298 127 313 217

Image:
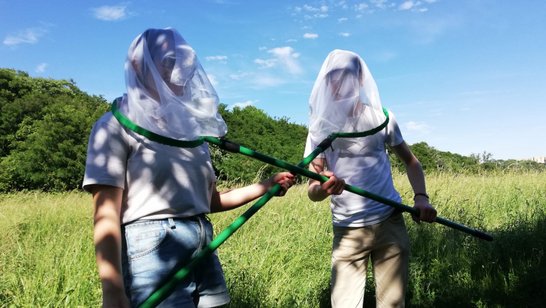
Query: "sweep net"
308 49 387 145
117 28 227 142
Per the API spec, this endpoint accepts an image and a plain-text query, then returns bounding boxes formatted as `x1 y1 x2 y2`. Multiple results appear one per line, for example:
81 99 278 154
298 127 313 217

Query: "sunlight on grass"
1 171 545 307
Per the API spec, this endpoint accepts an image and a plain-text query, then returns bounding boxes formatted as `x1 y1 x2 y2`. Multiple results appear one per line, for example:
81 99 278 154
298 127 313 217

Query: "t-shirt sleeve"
303 133 325 159
82 113 129 192
385 110 404 147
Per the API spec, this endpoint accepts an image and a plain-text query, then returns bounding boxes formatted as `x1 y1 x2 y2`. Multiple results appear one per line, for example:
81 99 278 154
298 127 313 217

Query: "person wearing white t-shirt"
83 28 294 307
305 49 437 307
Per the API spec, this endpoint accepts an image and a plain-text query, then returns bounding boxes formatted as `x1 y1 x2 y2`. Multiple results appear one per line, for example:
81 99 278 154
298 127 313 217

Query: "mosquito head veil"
308 49 386 145
117 28 227 141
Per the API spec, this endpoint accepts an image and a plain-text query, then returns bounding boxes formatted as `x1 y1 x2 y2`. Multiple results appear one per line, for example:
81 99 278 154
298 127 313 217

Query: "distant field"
1 171 545 307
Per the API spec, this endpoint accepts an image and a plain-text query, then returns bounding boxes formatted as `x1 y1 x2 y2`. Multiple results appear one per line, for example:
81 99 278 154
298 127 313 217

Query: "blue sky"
1 0 545 160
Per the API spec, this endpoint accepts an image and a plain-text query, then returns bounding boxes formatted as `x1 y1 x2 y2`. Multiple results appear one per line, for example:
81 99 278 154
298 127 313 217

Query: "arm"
90 184 130 308
390 141 437 223
210 172 295 213
307 158 345 202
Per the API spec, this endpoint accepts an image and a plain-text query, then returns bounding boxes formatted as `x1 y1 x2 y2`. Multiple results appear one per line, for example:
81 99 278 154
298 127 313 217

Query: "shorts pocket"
124 222 168 260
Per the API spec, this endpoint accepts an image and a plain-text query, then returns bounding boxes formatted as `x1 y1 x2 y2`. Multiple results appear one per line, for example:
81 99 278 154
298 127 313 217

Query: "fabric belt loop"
168 218 176 229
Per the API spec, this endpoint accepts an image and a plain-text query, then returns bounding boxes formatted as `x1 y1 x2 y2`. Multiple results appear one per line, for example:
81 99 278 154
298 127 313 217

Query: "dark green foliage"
0 68 308 191
389 142 546 174
0 69 109 191
0 68 544 191
389 142 481 173
215 104 308 184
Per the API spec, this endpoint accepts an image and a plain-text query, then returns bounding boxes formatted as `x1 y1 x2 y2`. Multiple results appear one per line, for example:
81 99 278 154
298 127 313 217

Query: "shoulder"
385 109 404 146
386 109 398 125
89 111 134 146
92 112 123 133
94 97 124 127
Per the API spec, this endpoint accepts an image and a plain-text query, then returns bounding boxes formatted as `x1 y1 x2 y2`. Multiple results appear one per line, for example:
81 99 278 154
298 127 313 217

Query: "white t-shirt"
304 110 404 227
83 112 216 225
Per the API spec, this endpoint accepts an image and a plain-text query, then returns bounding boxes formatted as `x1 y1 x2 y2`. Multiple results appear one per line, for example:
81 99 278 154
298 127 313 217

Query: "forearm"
405 160 427 195
307 158 330 201
91 186 125 295
391 141 436 222
211 179 273 212
211 172 295 212
405 159 437 222
94 211 124 293
306 158 344 201
223 181 270 207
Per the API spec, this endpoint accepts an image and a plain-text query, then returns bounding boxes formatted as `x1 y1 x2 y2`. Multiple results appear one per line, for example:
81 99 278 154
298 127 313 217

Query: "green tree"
389 142 481 174
215 105 308 184
2 68 540 191
0 68 108 191
0 69 84 157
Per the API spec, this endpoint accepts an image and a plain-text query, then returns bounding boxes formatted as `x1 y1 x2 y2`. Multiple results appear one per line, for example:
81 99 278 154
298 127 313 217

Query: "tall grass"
0 192 99 307
1 171 545 307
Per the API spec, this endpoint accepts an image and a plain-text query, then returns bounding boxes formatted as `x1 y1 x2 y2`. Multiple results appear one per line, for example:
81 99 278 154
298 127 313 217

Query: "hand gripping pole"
138 135 492 307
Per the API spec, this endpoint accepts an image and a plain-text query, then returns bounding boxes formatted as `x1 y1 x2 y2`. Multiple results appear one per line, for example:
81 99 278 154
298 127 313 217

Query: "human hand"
412 195 437 223
320 171 345 195
270 172 295 196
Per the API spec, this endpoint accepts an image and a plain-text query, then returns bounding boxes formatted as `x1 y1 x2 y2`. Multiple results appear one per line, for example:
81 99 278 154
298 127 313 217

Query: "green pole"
205 136 493 242
114 100 491 305
138 184 283 308
139 135 492 307
139 143 325 307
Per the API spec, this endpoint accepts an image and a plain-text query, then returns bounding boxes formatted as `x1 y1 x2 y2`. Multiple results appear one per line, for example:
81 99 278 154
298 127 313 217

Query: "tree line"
0 68 543 192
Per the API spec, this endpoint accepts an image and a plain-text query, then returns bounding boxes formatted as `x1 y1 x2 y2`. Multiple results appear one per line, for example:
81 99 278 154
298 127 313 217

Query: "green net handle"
111 100 206 148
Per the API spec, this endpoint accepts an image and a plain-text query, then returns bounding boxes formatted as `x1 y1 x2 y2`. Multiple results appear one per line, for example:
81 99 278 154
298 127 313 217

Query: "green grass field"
1 171 545 307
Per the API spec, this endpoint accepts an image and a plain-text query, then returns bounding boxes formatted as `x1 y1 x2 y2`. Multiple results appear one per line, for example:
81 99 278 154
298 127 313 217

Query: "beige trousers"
331 213 410 308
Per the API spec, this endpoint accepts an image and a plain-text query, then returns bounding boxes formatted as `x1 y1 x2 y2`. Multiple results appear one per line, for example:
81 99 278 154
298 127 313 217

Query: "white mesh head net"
308 49 386 144
117 28 227 141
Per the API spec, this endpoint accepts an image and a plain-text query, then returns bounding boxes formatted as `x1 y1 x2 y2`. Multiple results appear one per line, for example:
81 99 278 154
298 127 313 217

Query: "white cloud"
229 72 251 80
251 75 285 87
337 1 350 10
3 28 47 46
35 63 48 73
229 100 256 110
267 46 303 74
339 32 351 37
302 4 328 13
405 121 432 134
399 1 415 11
303 33 319 39
205 55 228 63
355 3 370 12
92 5 128 21
370 0 389 9
254 58 277 68
294 4 329 19
399 0 435 12
254 46 303 75
296 0 436 20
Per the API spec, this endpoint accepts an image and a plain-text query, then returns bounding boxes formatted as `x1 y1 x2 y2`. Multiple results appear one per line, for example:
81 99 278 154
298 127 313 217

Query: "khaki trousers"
331 213 410 308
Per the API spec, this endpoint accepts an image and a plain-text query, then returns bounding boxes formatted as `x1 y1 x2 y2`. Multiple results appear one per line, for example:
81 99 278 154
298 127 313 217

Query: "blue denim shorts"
121 216 230 307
